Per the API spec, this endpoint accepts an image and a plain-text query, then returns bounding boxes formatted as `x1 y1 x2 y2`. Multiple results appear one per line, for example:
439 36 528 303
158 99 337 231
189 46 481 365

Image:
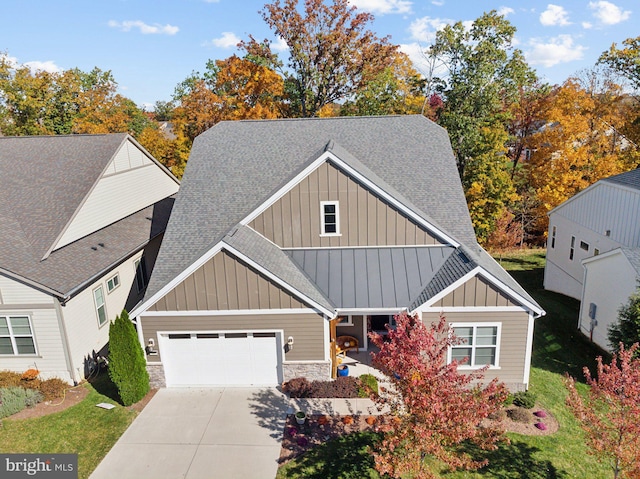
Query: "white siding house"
544 168 640 349
0 134 178 383
579 248 640 352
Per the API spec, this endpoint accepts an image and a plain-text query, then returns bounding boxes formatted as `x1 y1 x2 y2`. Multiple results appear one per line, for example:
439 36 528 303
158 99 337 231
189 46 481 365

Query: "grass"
0 373 136 479
277 248 613 479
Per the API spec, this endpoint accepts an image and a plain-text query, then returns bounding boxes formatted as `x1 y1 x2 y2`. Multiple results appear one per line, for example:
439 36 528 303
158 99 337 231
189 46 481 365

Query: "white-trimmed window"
93 286 108 327
134 257 147 294
550 226 556 249
569 236 575 260
449 324 500 368
0 315 37 355
106 273 120 293
320 201 340 236
338 316 354 326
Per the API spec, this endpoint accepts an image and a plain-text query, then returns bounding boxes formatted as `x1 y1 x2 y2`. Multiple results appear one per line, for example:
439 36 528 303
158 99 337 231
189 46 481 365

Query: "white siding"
53 140 179 250
63 251 145 382
579 252 638 352
556 183 640 248
0 275 71 382
546 211 622 299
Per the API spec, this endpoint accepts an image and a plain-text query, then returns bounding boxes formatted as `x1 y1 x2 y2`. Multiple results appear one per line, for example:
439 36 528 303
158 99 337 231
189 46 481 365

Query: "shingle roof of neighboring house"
0 134 175 298
602 168 640 191
621 247 640 275
143 115 542 315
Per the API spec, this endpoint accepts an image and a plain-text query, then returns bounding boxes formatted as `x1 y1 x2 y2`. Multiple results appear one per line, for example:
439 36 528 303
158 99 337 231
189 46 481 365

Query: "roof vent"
91 246 98 251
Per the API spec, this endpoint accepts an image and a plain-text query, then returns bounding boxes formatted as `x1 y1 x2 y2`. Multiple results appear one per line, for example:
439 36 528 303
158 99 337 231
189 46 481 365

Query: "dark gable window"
321 201 339 235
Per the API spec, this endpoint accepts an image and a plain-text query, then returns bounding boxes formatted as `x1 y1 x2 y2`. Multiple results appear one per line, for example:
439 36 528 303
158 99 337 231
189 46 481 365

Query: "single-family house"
131 115 544 391
544 168 640 350
0 134 179 384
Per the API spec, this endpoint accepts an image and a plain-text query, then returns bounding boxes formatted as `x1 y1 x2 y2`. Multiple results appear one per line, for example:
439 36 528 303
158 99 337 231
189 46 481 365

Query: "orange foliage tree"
566 343 640 479
370 313 508 479
527 79 633 233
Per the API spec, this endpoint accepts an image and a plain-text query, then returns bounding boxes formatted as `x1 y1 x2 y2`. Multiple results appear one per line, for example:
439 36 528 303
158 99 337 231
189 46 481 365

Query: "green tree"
245 0 398 117
108 310 149 406
599 36 640 91
428 10 537 180
608 287 640 354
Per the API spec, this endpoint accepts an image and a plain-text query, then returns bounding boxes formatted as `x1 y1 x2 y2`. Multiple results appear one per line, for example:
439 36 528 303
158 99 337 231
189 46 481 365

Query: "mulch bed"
4 385 157 420
279 405 558 463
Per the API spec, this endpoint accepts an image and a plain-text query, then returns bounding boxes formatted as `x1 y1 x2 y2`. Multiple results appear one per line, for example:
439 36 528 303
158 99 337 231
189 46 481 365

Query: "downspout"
54 297 78 385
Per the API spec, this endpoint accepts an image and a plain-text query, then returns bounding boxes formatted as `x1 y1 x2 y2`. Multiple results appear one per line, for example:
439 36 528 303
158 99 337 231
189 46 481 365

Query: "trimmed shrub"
358 374 379 397
503 393 515 406
488 409 508 421
283 378 313 398
108 310 150 406
533 410 547 418
39 378 69 401
535 422 548 430
0 387 43 418
513 390 536 409
507 407 534 423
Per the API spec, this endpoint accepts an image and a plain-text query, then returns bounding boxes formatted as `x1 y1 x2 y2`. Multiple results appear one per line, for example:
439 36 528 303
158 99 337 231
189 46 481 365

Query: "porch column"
329 317 344 379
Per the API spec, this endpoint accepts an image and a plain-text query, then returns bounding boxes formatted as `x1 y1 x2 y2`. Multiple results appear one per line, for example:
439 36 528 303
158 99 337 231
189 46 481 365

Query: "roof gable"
144 115 476 301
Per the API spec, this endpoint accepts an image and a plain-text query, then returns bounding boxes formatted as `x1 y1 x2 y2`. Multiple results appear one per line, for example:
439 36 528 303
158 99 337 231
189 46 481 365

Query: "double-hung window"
106 273 120 293
320 201 340 236
93 286 108 327
450 324 500 368
0 315 37 355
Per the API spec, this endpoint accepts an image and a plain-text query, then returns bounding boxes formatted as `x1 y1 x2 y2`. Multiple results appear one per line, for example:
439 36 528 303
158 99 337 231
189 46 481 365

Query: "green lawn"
278 248 613 479
0 374 136 479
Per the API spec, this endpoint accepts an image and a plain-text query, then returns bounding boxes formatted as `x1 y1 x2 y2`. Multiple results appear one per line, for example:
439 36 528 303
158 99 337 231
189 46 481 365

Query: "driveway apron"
90 387 288 479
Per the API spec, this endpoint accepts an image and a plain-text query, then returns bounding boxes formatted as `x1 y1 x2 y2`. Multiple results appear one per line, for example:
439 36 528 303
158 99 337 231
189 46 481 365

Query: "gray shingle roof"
602 168 640 190
286 246 454 309
0 134 175 297
144 115 542 315
621 247 640 275
222 226 334 312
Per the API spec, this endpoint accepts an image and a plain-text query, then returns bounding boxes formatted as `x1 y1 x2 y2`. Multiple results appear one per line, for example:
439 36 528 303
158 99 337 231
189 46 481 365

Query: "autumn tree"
566 343 640 479
340 52 426 116
246 0 398 117
607 288 640 354
369 312 508 479
599 36 640 90
527 78 632 234
172 55 284 142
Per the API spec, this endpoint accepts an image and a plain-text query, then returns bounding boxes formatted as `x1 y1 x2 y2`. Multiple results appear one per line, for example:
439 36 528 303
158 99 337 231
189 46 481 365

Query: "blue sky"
1 0 636 109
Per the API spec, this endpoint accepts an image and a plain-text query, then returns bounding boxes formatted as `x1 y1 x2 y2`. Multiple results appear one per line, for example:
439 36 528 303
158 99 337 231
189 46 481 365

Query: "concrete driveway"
90 388 288 479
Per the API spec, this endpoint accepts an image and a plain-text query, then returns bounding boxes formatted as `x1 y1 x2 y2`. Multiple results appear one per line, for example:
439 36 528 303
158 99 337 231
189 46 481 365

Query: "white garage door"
159 332 282 387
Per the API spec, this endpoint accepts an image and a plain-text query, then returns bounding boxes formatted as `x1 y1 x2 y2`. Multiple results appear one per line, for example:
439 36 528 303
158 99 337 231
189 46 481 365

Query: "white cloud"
588 1 631 25
209 31 241 48
349 0 412 14
108 20 179 35
540 4 571 26
582 21 593 28
526 34 587 67
431 0 444 5
23 60 62 74
497 6 515 17
272 37 289 52
409 16 452 43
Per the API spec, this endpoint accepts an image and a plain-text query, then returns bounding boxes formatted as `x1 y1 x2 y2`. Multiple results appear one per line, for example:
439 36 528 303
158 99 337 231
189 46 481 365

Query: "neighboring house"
544 168 640 350
580 248 640 351
0 134 179 384
131 116 544 391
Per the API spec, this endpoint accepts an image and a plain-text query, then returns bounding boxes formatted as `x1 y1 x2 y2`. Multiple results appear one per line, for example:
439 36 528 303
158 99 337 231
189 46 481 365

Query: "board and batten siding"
431 275 516 308
422 310 530 390
249 161 442 248
557 182 640 248
0 275 70 382
150 250 309 312
54 140 179 251
140 313 325 362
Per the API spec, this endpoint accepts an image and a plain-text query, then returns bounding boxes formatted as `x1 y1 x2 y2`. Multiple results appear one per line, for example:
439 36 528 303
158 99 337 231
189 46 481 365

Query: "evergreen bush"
358 373 379 397
108 310 149 406
513 390 536 409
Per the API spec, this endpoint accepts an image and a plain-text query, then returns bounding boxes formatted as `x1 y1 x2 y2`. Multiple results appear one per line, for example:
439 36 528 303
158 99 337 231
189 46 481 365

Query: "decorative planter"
338 365 349 377
295 411 307 425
